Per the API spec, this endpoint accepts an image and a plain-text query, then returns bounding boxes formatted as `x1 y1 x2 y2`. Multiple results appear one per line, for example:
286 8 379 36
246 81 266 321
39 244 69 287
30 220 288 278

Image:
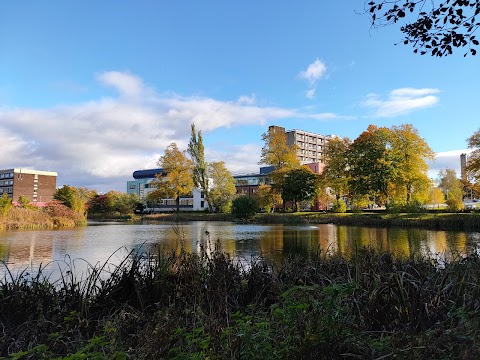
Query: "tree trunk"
176 196 180 213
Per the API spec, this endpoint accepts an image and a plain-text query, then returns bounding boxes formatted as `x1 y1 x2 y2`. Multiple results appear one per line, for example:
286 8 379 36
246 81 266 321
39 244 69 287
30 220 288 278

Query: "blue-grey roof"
132 168 166 179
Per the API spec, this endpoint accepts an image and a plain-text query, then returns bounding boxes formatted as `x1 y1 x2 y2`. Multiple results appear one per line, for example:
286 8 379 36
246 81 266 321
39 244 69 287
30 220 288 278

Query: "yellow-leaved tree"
150 143 194 212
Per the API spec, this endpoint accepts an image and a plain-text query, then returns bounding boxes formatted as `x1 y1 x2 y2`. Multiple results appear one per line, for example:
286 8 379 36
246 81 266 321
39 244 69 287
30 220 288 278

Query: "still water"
1 221 480 278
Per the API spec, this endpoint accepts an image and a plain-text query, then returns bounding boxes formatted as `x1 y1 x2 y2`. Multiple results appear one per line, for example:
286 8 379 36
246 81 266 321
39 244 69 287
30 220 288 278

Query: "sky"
0 1 478 192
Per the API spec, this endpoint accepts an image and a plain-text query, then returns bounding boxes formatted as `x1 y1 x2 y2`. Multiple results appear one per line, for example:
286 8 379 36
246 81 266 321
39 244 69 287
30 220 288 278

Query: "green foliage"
0 193 12 215
88 191 138 215
17 195 30 207
331 199 347 213
467 127 480 182
208 161 237 213
188 123 213 212
282 167 318 212
231 196 258 220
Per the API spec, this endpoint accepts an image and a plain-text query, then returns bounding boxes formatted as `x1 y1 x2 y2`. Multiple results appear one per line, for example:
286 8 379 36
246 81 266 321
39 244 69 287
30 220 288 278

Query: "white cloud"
298 59 327 83
0 71 343 192
363 87 440 117
298 59 327 99
427 149 472 179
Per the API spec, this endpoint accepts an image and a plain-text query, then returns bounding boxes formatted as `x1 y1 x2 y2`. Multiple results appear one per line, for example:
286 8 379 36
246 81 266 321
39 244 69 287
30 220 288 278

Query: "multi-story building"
0 168 57 204
127 168 208 212
269 125 334 164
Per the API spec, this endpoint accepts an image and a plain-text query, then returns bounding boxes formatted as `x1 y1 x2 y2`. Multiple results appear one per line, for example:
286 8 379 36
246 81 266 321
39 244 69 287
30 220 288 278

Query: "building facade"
269 125 335 164
127 168 208 212
0 168 57 204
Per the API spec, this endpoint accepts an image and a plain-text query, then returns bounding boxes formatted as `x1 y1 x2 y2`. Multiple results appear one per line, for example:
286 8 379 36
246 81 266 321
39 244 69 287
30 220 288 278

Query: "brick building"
0 168 58 204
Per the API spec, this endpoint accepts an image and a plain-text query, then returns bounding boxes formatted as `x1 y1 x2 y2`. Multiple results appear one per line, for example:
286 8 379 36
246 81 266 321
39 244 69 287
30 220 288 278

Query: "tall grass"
1 244 480 359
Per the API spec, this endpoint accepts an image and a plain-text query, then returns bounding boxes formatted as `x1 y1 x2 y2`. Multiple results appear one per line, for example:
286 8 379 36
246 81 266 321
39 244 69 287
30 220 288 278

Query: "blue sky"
0 1 478 192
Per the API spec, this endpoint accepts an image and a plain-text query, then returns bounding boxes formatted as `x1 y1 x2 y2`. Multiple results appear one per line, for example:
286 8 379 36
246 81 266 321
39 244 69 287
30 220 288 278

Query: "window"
201 201 205 208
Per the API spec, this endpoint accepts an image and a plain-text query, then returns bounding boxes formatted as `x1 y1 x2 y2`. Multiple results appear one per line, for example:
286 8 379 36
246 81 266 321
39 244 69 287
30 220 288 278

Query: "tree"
430 187 445 208
0 193 12 216
322 136 350 201
259 126 300 209
54 185 93 220
347 125 396 204
255 184 281 213
150 143 194 212
366 0 480 56
231 196 258 220
389 124 434 205
282 166 319 212
208 161 237 213
188 123 213 212
467 128 480 182
438 169 464 211
17 195 31 207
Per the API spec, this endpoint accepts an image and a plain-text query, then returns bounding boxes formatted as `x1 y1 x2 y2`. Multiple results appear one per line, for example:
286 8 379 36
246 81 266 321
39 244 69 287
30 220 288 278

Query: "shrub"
331 199 347 213
231 196 258 220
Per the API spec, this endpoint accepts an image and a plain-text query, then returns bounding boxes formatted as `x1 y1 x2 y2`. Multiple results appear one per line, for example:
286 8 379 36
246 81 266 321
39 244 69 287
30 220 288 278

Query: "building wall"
0 168 57 203
127 169 208 211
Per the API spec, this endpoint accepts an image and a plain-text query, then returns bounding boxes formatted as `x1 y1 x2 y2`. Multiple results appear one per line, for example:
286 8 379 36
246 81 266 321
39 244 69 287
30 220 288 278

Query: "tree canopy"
188 123 213 211
467 127 480 181
150 143 194 212
208 161 237 213
282 166 319 212
366 0 480 56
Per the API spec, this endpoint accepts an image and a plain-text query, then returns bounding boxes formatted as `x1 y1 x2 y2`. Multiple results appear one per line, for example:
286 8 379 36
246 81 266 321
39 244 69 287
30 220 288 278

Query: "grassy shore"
1 245 480 359
0 205 85 230
143 211 480 231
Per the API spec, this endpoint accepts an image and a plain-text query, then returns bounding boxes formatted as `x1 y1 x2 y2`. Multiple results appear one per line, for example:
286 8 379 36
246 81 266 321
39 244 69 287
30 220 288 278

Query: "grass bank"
2 245 480 359
0 204 85 230
141 211 480 231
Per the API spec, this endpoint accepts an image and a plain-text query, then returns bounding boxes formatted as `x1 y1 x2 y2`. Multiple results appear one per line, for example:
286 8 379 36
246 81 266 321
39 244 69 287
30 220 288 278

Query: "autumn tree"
54 185 93 220
255 184 281 213
150 143 194 212
188 123 213 212
467 127 480 182
347 125 396 205
259 126 300 208
366 0 480 56
438 169 464 211
282 166 319 212
322 136 350 201
430 187 445 209
208 161 237 213
389 124 434 205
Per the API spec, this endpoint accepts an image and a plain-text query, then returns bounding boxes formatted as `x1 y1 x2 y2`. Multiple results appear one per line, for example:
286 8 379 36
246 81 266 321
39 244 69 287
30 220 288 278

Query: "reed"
1 244 480 359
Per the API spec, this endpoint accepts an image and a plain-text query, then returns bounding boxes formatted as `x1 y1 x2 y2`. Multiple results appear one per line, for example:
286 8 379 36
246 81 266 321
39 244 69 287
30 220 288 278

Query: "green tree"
322 136 350 201
188 123 213 212
438 169 464 211
208 161 237 213
54 185 92 221
150 143 194 212
467 128 480 182
17 195 31 207
389 124 434 205
255 184 281 213
231 196 258 220
0 193 12 215
366 0 480 56
282 166 319 212
347 125 396 205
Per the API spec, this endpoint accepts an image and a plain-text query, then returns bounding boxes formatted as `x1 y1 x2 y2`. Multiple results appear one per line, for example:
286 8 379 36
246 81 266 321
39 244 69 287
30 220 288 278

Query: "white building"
126 168 208 212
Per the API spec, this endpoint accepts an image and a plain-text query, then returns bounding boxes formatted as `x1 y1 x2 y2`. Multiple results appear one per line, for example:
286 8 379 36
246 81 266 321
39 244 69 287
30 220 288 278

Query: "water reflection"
0 221 479 278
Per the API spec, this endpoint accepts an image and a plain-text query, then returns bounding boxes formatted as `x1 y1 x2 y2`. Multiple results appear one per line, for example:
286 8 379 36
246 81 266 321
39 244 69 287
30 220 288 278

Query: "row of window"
0 173 13 179
0 187 13 193
0 180 13 186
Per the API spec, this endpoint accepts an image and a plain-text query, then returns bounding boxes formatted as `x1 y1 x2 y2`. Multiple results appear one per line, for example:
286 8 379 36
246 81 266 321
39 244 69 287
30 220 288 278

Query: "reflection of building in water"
2 235 53 271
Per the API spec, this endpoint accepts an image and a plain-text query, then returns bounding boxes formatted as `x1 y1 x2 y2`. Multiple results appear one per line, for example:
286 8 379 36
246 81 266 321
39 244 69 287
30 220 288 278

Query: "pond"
1 220 479 279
